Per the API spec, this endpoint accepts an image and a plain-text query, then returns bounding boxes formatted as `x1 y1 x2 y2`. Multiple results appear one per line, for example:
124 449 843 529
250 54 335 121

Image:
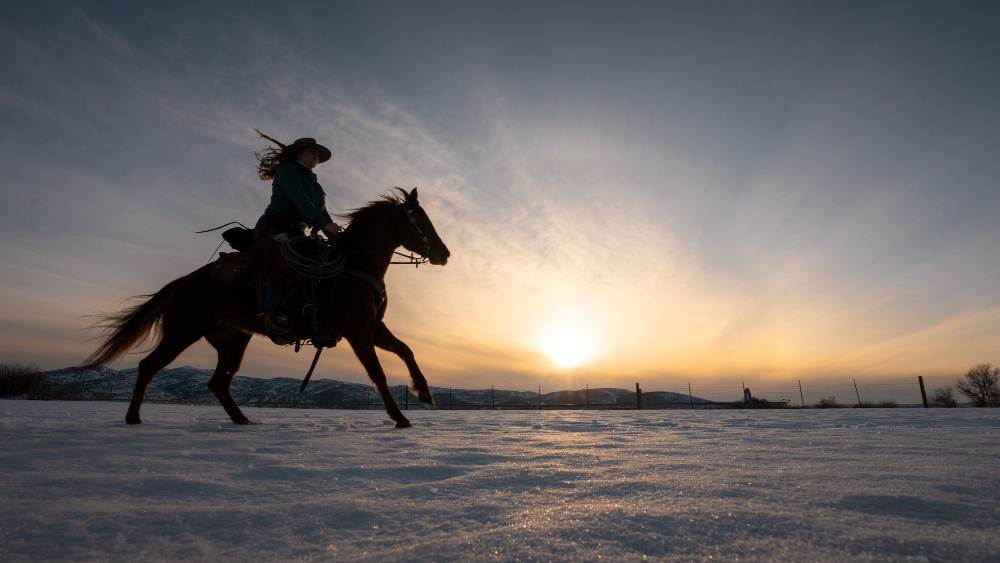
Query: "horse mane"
337 188 408 233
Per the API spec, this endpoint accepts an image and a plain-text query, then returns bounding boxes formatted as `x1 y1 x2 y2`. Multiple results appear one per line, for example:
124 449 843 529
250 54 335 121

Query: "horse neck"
340 222 399 280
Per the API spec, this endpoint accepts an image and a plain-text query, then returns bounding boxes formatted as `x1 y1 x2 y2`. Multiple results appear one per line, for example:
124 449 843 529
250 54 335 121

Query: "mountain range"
40 366 709 408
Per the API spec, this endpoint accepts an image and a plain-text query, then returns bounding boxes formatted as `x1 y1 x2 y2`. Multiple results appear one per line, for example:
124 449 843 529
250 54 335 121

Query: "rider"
252 132 343 339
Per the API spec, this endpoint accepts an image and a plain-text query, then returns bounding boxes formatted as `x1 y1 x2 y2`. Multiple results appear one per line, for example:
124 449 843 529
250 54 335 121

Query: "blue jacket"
265 162 333 228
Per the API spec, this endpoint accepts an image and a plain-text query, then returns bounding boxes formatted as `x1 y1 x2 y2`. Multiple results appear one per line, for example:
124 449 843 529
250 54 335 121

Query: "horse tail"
79 279 180 370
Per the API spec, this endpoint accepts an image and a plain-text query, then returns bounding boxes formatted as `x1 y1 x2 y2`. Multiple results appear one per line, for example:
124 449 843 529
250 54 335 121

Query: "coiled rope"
279 236 346 280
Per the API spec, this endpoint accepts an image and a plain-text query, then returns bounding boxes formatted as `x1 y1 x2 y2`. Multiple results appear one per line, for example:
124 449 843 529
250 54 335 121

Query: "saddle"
208 227 342 349
209 251 254 286
208 227 256 287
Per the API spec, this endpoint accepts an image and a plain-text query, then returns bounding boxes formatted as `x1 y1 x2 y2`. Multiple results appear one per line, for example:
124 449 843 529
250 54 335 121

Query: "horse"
80 187 449 428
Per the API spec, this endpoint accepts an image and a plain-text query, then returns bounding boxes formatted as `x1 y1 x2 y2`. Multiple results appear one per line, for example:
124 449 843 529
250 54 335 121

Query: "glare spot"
543 323 591 367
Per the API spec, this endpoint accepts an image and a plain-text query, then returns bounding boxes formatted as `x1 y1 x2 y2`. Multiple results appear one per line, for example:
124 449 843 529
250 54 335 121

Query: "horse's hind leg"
370 321 435 408
205 329 254 425
126 332 202 425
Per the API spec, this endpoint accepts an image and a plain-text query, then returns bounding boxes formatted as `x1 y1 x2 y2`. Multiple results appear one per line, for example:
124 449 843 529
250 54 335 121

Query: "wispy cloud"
1 3 998 388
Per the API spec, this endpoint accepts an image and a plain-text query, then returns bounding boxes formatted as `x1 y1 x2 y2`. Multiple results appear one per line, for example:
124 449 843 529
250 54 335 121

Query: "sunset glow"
543 323 592 368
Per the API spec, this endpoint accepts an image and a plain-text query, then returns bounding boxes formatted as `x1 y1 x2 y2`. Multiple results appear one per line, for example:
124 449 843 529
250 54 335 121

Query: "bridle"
403 203 433 258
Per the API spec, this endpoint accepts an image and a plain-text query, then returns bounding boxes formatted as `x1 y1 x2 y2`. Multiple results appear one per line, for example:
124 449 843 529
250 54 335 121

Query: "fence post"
918 376 929 408
450 387 453 410
636 383 642 410
853 379 862 407
688 382 694 409
798 380 805 408
586 384 590 410
367 389 371 410
79 382 85 401
538 386 542 410
491 385 495 410
405 385 409 410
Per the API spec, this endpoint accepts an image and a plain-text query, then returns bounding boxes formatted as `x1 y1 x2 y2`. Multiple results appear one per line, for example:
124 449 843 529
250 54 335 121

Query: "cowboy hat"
254 129 332 163
285 137 331 163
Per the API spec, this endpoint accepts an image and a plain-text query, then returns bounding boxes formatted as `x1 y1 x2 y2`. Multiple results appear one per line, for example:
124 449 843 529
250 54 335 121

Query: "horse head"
395 187 450 266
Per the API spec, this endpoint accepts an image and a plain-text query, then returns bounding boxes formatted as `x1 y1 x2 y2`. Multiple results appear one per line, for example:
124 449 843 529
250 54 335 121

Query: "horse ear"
408 187 419 204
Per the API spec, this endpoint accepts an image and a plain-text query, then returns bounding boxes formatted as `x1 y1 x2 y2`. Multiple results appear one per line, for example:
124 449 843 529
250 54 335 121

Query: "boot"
257 313 295 346
260 302 293 336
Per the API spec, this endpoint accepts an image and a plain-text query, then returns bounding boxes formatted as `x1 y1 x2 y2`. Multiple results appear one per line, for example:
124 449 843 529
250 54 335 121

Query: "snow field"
1 400 999 562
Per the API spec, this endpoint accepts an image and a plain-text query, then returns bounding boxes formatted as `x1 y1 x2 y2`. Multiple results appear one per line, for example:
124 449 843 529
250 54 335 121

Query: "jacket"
265 162 333 228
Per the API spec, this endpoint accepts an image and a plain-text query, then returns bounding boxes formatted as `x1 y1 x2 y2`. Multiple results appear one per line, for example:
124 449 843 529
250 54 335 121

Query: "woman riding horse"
252 132 343 342
80 185 450 428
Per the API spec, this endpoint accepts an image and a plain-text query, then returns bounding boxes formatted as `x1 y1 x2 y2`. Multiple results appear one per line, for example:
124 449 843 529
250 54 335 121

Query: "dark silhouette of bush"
0 362 77 400
726 396 785 409
876 400 897 408
930 386 957 408
956 363 1000 407
0 362 43 397
816 396 839 408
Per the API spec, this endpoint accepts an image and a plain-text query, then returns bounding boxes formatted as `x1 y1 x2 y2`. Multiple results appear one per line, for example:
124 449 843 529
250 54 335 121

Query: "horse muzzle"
428 247 450 266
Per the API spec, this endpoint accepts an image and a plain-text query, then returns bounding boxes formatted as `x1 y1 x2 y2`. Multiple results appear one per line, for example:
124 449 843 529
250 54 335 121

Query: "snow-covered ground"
2 401 998 562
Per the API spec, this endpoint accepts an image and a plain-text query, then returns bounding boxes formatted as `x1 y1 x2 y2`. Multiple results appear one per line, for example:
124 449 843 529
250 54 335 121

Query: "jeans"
254 212 285 314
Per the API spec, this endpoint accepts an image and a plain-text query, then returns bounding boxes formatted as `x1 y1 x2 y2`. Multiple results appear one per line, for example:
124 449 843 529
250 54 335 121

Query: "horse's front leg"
345 327 411 428
370 321 436 408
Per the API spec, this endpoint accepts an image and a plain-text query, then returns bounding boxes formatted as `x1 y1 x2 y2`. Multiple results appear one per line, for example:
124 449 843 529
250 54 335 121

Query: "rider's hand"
322 222 343 240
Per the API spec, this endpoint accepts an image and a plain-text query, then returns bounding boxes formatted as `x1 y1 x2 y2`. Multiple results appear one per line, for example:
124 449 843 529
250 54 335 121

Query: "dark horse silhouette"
80 188 449 428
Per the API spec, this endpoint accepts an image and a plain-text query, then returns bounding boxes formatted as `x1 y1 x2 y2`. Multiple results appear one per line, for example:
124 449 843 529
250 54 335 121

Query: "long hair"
253 129 299 181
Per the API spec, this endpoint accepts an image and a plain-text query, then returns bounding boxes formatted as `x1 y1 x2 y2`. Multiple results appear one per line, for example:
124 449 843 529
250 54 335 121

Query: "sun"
543 323 592 368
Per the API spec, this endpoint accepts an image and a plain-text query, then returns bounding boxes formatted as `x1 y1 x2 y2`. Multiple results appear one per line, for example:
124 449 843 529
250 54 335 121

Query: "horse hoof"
125 413 142 425
234 419 256 425
419 396 436 409
395 419 412 428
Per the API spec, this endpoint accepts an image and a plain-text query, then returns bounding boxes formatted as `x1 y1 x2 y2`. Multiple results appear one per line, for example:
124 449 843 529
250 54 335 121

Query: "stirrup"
264 328 296 346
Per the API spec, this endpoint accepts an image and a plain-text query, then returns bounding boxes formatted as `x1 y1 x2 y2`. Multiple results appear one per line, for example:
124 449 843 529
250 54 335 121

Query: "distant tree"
930 386 957 408
955 363 1000 407
816 396 839 408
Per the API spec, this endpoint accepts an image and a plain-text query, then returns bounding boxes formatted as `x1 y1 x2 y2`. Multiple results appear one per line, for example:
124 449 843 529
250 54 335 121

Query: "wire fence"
415 380 945 410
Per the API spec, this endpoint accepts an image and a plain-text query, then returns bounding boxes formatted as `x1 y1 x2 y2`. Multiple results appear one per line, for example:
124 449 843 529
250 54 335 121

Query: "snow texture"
2 400 999 562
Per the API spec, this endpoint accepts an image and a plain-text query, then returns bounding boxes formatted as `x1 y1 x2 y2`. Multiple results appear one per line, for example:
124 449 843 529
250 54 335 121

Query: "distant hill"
40 366 709 408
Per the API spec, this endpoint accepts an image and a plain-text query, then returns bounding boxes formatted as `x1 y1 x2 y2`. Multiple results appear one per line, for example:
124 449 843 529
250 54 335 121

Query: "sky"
1 1 998 391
